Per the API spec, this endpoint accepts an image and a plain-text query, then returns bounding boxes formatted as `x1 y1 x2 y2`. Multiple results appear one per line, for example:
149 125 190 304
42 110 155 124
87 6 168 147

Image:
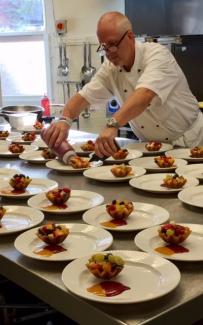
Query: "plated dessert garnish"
69 156 90 169
80 140 95 152
45 187 71 208
9 174 32 191
162 174 187 188
37 222 69 245
0 205 6 226
33 120 44 130
111 164 133 177
41 148 56 159
9 143 24 154
145 141 162 151
0 130 9 139
112 149 129 160
22 132 36 141
190 146 203 158
106 200 134 219
154 156 175 168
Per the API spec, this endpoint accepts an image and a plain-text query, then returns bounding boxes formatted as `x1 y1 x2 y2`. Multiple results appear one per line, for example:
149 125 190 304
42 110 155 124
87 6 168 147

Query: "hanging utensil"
62 43 69 77
88 43 96 78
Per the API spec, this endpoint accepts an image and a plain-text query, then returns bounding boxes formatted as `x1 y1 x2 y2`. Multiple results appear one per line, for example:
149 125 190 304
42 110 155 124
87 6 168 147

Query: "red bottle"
40 94 50 117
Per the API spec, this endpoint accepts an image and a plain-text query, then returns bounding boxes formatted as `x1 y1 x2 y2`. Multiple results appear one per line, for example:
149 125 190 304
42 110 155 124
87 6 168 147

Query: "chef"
43 11 203 158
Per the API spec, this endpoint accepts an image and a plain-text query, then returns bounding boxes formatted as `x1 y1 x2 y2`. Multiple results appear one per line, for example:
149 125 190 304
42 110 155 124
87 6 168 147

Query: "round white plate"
0 131 21 140
19 150 54 164
176 163 203 181
17 125 45 134
46 159 91 173
0 206 44 235
28 190 104 214
0 178 57 198
129 156 187 172
33 138 47 149
166 148 203 162
105 149 143 164
62 250 181 303
134 224 203 261
127 142 173 155
82 202 169 232
83 165 146 182
7 134 40 144
0 167 19 180
129 173 199 193
14 223 113 261
0 143 38 157
178 185 203 208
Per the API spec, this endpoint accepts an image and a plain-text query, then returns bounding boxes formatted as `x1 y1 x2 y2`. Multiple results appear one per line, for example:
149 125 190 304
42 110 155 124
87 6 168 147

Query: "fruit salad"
158 223 191 245
37 222 69 245
9 143 24 154
106 200 134 219
22 132 36 141
33 120 44 130
145 141 162 151
162 174 187 188
80 140 95 152
112 149 129 160
0 130 9 139
111 164 132 177
46 187 71 205
154 156 175 168
41 148 56 159
190 146 203 158
9 174 32 190
86 253 124 279
69 156 90 169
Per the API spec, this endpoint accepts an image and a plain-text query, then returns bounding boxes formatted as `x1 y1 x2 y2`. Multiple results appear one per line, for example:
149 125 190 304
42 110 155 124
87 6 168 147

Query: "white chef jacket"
79 41 203 147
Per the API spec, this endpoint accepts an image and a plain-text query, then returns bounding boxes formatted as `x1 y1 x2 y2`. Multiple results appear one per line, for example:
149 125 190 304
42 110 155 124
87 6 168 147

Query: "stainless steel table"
0 132 203 325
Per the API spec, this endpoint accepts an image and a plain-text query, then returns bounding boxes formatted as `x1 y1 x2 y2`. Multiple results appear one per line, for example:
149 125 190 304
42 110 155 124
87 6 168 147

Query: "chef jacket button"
148 104 151 107
165 138 169 140
141 125 144 128
119 69 122 72
156 124 159 127
124 89 128 93
138 69 141 72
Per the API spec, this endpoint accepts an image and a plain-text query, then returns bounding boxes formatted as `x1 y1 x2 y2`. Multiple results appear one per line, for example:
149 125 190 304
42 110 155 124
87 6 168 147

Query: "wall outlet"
55 20 67 35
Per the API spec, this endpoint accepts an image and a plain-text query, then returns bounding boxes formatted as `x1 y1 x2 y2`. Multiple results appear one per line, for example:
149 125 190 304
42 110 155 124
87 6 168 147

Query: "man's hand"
41 121 69 148
95 127 118 157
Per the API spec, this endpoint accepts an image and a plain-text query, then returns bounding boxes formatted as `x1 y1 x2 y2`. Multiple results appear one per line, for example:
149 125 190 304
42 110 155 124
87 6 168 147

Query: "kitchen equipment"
5 113 37 129
80 43 96 86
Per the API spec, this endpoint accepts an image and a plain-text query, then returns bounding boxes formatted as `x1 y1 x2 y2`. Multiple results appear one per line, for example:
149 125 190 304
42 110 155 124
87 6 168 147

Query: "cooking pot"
0 105 43 117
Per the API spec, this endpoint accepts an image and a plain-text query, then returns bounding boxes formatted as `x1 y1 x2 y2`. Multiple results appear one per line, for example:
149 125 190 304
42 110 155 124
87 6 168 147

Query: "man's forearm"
62 93 90 119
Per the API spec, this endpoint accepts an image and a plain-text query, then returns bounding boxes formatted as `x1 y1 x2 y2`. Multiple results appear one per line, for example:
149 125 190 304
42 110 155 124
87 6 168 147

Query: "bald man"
43 11 203 157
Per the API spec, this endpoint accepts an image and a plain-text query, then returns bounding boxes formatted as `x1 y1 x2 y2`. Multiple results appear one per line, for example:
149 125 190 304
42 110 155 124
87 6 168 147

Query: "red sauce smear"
155 244 189 255
34 244 66 256
44 203 67 210
101 219 127 228
87 281 130 297
11 189 26 194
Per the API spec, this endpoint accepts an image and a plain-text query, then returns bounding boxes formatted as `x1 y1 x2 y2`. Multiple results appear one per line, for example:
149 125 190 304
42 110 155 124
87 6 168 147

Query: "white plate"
28 190 104 213
176 163 203 180
178 185 203 208
129 156 187 172
105 149 143 164
0 206 44 235
19 150 53 164
0 178 57 198
134 224 203 261
166 148 203 162
7 134 40 144
127 142 173 155
17 125 46 134
14 223 113 261
46 159 91 173
0 143 38 157
0 167 19 180
129 173 199 193
0 131 21 140
83 165 146 182
62 250 180 303
82 202 169 232
33 138 47 149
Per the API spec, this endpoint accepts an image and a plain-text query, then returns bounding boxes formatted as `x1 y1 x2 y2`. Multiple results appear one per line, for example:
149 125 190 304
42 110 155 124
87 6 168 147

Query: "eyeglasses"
96 30 129 54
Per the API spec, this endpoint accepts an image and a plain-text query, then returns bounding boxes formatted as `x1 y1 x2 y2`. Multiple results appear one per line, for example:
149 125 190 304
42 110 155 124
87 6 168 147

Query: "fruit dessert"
106 200 134 219
9 174 32 191
22 132 36 141
162 174 187 188
46 187 71 206
145 141 162 151
112 149 129 160
9 143 24 154
80 140 95 152
41 148 56 159
69 156 90 169
86 253 124 279
0 130 9 139
190 146 203 158
154 155 175 168
37 222 69 245
111 164 133 177
33 120 44 130
158 223 191 245
0 206 6 226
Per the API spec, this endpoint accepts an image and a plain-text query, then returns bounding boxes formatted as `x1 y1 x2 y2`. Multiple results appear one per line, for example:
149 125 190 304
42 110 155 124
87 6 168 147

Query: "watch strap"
59 116 73 127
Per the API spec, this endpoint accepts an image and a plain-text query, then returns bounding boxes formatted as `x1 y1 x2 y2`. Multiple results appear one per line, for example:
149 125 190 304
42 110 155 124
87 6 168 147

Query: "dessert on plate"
162 174 187 188
112 148 129 160
106 200 134 219
46 187 71 205
111 164 132 177
33 120 44 130
158 223 191 245
9 143 24 153
69 156 90 169
41 148 56 159
190 146 203 158
0 130 9 139
22 132 36 141
0 206 6 226
80 140 95 152
145 141 162 151
154 155 175 168
37 222 69 245
86 253 124 279
9 174 32 190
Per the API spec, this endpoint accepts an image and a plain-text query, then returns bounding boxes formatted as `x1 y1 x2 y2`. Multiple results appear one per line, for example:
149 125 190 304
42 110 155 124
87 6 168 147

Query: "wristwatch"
59 116 73 127
106 117 120 128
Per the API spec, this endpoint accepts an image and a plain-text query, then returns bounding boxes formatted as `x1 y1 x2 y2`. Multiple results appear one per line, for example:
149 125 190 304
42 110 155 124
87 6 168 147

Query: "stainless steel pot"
0 105 44 117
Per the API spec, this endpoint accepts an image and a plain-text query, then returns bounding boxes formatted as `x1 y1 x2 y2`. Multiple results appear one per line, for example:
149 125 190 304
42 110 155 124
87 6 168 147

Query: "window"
0 0 48 105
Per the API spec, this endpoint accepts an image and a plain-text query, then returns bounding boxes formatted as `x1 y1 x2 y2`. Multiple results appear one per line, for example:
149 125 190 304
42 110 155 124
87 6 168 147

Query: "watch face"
107 118 119 128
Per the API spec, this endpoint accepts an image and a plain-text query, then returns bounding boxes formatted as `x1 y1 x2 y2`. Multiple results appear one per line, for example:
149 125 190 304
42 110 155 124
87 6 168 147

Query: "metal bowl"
0 105 43 115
